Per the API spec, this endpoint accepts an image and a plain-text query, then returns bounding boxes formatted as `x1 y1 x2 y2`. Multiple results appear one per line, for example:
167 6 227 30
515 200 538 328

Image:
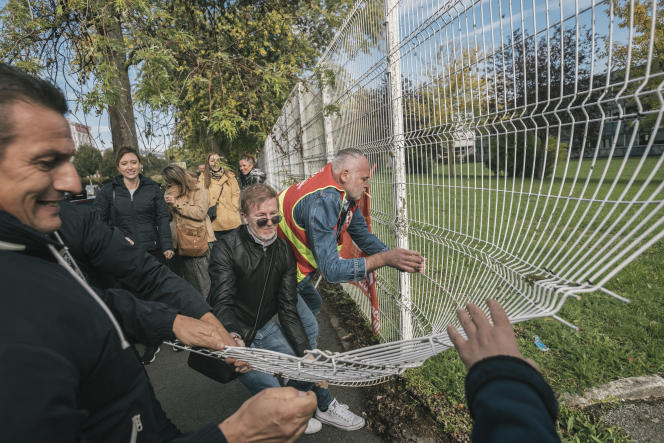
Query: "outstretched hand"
366 248 426 274
387 248 426 273
446 299 538 371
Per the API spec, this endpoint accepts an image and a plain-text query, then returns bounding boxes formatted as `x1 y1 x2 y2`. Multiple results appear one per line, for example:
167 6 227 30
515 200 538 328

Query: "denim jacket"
293 187 388 283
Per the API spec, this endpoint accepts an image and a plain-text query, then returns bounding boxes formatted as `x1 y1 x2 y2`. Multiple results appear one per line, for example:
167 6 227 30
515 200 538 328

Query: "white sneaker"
304 417 322 434
315 399 365 431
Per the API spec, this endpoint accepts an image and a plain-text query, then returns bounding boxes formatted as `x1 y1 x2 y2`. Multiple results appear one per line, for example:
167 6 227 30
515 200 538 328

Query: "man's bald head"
331 148 370 201
331 148 367 175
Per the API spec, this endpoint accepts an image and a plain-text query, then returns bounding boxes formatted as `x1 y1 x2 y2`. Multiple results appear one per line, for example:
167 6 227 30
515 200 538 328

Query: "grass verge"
323 238 663 441
405 239 663 441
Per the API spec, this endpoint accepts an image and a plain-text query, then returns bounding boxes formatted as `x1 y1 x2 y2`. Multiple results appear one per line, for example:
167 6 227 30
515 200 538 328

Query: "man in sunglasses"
208 183 366 433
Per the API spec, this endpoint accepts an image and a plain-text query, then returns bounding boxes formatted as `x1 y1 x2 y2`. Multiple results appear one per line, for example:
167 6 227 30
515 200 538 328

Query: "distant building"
68 121 94 150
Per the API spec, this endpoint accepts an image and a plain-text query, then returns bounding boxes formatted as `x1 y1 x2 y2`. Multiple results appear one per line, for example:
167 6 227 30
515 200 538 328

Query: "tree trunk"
105 16 138 155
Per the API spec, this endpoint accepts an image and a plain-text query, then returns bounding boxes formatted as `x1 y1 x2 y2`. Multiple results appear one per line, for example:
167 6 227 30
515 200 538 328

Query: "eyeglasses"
255 215 282 227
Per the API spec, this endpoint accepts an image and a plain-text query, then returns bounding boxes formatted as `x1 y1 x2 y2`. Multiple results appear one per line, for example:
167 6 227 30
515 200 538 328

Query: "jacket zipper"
129 414 143 443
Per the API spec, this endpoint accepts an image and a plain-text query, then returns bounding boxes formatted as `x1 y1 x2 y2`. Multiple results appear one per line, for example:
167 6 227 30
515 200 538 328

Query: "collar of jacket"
0 210 60 259
238 224 278 252
111 174 151 188
210 171 230 185
245 224 277 249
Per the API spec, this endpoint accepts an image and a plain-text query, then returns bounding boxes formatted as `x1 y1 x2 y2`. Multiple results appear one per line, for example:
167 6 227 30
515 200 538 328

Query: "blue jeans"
297 275 323 317
238 296 333 410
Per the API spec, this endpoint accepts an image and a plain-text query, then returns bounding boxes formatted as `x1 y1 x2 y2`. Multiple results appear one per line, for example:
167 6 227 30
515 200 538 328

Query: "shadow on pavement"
146 307 385 442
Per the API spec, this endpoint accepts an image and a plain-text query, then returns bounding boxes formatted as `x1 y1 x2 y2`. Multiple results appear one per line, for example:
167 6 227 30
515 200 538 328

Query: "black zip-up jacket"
208 225 310 356
238 167 266 189
95 175 173 253
0 210 226 442
466 356 560 442
58 201 210 319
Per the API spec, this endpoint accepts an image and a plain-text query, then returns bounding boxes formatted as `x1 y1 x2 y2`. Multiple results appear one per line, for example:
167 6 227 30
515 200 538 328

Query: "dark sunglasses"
255 215 282 227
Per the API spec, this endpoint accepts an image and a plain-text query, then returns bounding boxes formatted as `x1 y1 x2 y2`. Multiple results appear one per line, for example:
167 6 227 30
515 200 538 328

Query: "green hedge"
483 132 567 179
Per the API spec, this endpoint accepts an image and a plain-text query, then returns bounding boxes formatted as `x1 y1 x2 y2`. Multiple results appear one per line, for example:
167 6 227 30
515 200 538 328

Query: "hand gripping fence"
189 0 664 386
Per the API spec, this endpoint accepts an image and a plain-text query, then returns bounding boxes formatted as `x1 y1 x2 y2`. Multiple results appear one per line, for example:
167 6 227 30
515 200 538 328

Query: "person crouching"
208 183 366 434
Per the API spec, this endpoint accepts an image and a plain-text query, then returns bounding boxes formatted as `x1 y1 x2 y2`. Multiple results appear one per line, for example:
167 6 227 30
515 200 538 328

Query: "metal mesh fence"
263 0 664 344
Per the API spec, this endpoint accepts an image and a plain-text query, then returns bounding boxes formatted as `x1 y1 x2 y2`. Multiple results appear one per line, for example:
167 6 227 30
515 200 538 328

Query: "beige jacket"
168 183 215 250
199 171 241 231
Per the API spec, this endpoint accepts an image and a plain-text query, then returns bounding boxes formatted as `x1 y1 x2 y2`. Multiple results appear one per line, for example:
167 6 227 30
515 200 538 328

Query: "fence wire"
263 0 664 346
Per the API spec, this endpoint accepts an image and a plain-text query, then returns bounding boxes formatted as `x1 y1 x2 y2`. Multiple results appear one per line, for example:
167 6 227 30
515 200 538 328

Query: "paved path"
146 306 384 442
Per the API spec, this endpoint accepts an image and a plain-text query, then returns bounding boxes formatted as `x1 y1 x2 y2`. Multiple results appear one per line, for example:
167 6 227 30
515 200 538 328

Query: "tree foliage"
0 0 353 161
100 148 116 178
613 0 664 72
483 133 567 179
73 143 102 177
0 0 140 151
611 0 664 132
137 0 353 160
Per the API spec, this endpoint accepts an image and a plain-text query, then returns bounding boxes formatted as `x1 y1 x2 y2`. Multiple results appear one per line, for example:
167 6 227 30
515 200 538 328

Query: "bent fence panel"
259 0 664 385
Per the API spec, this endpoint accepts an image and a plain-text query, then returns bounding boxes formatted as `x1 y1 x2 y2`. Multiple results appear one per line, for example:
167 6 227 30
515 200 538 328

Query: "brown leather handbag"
175 222 208 257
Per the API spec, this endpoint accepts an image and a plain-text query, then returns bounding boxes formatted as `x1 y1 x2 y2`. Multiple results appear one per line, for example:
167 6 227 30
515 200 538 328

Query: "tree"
402 49 492 174
483 133 567 179
0 0 354 161
0 0 140 153
142 152 168 177
73 144 102 177
610 0 664 132
138 0 354 161
100 148 116 178
613 0 663 72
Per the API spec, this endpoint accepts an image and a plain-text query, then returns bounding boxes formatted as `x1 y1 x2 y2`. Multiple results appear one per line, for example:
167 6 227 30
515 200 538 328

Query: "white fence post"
297 83 309 177
284 95 296 179
386 0 412 340
322 75 336 163
263 135 273 189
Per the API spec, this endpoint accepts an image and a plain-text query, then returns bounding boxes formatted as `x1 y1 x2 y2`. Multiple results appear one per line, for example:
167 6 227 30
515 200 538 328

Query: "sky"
2 0 634 154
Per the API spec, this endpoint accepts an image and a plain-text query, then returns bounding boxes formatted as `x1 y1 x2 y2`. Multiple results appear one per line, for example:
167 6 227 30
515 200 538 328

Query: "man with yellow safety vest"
278 148 426 318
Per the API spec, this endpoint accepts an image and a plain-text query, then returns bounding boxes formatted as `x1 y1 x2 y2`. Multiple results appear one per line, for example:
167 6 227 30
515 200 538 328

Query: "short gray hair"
331 148 366 174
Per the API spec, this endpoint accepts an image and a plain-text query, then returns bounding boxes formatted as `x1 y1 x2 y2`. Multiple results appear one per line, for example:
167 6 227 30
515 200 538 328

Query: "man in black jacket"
447 299 561 442
58 200 237 350
209 183 365 433
0 62 315 442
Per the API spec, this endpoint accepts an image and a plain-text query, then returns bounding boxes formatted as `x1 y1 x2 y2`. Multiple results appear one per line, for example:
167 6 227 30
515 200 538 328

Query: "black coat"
466 356 560 442
95 175 173 253
58 201 211 319
0 211 226 442
238 167 266 189
208 225 310 356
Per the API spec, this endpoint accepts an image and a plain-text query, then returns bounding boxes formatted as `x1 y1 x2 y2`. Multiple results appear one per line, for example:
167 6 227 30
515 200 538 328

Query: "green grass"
362 156 663 441
401 240 662 441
